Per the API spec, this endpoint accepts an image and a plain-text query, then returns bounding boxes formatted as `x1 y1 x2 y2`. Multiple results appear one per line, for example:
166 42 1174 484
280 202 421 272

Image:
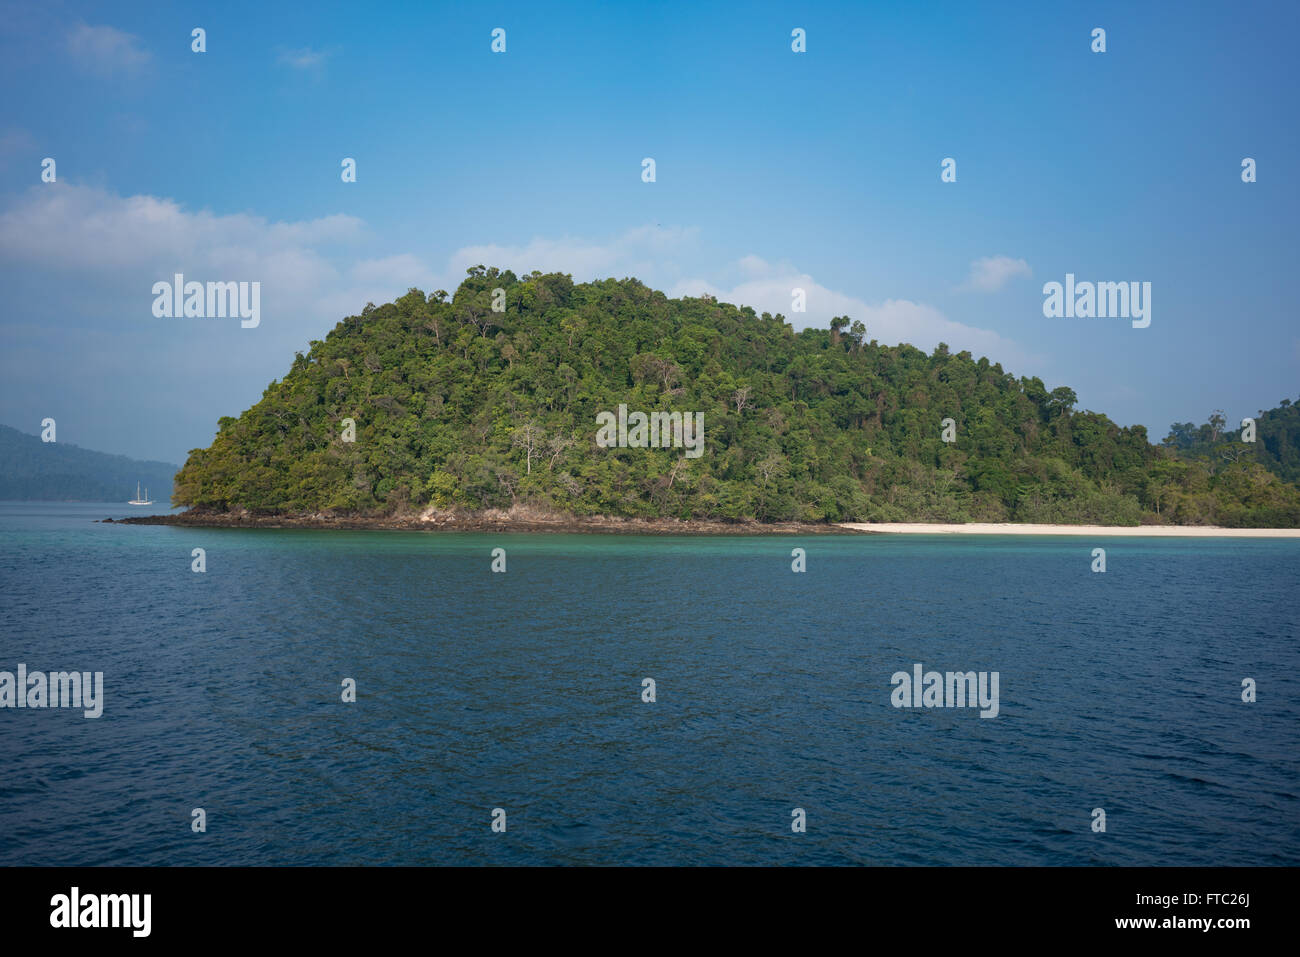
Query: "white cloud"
435 237 1041 372
67 22 150 74
962 255 1032 292
665 259 1040 371
351 253 437 288
279 47 330 70
444 225 701 286
736 254 774 277
0 183 361 289
307 254 442 318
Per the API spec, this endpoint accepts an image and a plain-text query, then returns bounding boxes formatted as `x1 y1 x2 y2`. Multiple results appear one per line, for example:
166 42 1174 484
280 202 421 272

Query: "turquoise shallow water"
1 501 1297 865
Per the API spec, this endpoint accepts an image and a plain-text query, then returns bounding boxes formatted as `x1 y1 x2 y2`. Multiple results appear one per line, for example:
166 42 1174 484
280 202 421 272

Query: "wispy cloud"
0 183 361 281
445 225 701 285
278 47 331 70
66 22 150 75
961 255 1032 292
669 256 1042 373
439 233 1041 373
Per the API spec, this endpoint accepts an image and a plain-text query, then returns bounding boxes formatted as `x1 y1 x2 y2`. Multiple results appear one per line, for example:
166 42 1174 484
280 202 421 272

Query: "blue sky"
1 0 1296 465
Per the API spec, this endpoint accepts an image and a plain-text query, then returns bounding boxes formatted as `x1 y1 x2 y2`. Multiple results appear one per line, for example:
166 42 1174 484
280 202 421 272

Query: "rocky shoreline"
104 506 863 535
104 509 1300 537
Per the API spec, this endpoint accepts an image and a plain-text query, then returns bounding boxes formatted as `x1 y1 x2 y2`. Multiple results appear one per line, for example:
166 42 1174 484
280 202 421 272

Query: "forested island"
159 268 1300 529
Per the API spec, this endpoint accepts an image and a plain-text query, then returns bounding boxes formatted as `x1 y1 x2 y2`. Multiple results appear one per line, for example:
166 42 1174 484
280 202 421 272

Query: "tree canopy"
171 269 1300 527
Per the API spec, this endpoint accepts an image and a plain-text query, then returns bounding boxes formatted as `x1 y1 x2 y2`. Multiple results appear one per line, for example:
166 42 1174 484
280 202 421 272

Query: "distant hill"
171 268 1300 527
0 425 177 502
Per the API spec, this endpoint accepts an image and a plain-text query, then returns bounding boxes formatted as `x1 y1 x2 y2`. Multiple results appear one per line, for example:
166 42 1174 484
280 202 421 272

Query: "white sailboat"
128 482 153 506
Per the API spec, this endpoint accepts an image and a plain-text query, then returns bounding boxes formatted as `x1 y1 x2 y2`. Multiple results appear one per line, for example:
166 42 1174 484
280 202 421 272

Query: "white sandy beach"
839 522 1300 538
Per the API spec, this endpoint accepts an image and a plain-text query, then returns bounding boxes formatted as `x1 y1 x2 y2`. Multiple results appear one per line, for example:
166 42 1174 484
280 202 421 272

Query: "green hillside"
171 268 1300 527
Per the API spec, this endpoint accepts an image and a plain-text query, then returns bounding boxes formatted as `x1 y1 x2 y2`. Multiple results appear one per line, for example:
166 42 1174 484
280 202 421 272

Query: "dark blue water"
1 501 1297 865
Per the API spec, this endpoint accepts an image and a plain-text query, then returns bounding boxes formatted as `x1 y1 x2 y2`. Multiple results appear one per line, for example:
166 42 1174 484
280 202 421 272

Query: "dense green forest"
1162 401 1300 485
171 268 1300 526
0 424 177 502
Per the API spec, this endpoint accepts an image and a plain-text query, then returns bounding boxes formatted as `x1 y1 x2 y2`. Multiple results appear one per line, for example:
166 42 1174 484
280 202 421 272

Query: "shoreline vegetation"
105 506 1300 537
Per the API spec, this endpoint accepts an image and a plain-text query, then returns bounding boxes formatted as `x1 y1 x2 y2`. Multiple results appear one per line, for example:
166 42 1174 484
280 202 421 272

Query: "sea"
1 500 1297 866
